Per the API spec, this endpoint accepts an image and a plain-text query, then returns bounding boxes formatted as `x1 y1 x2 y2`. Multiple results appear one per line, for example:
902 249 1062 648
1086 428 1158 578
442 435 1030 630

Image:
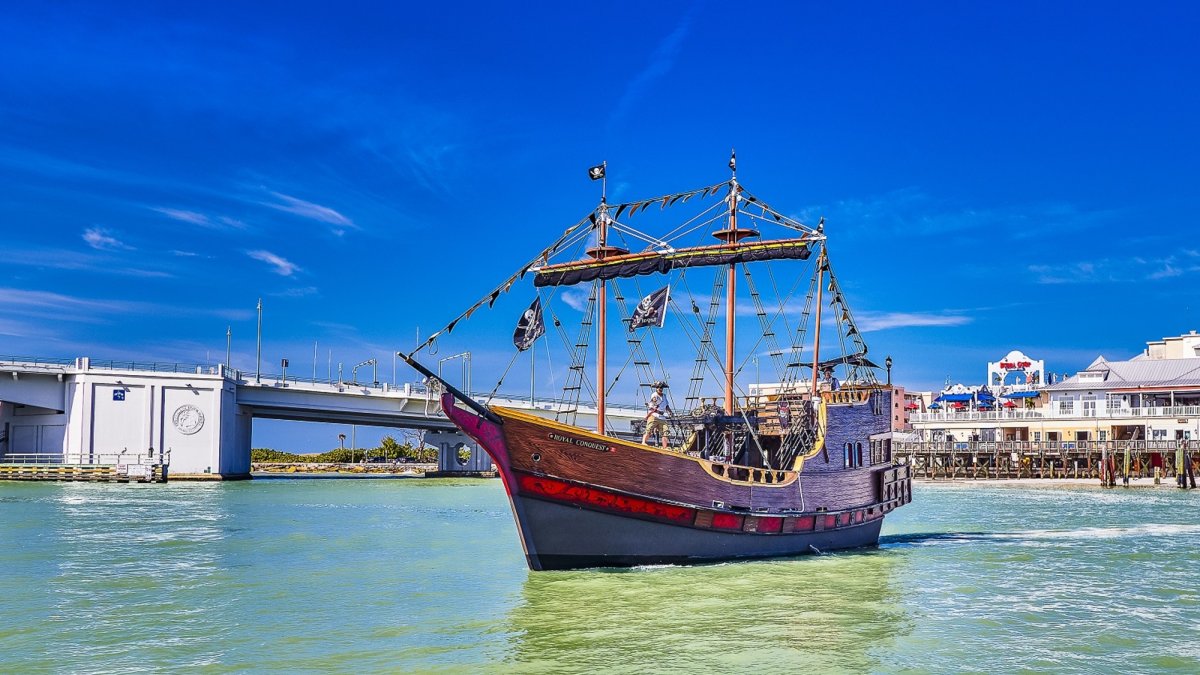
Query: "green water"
2 479 1199 673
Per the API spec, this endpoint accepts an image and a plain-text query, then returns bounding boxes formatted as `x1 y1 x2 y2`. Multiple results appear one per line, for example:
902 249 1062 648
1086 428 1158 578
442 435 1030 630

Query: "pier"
897 439 1198 484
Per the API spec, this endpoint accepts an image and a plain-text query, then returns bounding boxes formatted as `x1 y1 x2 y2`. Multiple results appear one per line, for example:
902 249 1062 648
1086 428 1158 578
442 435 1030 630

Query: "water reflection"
503 549 913 672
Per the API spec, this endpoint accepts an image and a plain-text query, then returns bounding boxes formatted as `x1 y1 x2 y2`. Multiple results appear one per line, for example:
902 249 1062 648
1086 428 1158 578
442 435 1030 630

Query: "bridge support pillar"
423 430 494 477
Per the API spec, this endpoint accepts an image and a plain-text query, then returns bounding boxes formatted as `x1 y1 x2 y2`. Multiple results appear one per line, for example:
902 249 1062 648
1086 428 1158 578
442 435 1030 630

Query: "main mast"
597 205 608 434
717 151 755 415
724 174 737 414
811 246 826 395
588 162 626 435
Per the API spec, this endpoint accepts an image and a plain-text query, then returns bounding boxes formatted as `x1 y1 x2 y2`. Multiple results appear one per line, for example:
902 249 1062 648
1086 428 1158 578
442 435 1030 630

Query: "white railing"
896 439 1193 454
912 405 1200 423
0 451 168 465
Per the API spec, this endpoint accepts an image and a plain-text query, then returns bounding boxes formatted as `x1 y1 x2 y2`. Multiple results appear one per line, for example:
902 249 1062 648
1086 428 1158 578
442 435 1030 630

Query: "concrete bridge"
0 357 643 479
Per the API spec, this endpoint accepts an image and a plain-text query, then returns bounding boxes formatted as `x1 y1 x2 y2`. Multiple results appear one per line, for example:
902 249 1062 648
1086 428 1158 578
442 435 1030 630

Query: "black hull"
516 493 885 571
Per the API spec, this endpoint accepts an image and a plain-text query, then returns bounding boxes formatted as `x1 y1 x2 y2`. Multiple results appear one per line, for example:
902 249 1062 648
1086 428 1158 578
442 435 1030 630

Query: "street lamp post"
351 359 377 386
885 355 893 387
438 352 473 398
255 298 263 384
226 326 231 369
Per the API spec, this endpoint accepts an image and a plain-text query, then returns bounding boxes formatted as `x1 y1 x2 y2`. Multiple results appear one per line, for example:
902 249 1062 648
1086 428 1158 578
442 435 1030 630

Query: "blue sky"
2 2 1198 451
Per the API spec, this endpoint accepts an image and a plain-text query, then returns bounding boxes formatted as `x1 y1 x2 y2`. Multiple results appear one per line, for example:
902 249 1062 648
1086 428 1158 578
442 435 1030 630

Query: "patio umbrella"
905 402 919 410
1003 400 1017 408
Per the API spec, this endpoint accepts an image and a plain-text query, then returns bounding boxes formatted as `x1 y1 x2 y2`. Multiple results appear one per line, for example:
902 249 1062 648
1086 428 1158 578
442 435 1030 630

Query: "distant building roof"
1048 356 1200 391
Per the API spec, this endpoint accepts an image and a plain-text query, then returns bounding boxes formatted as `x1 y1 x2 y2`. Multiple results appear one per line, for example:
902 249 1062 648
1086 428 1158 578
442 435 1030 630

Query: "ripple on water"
2 480 1199 672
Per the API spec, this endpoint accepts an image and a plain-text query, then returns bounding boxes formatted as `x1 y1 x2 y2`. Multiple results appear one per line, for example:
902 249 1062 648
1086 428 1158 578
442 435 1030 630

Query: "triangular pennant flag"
513 297 545 351
629 286 670 331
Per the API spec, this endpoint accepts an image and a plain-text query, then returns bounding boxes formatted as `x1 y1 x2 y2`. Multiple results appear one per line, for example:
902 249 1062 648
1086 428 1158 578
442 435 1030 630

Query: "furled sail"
533 238 813 288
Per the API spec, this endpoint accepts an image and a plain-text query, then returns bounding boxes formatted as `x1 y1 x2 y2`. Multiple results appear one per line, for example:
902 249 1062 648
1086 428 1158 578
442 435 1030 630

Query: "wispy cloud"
152 207 248 231
856 311 973 332
0 287 143 316
1030 253 1200 284
152 207 210 226
82 227 133 251
247 250 300 276
271 286 319 298
561 288 591 312
608 17 692 133
802 188 1120 242
262 191 355 233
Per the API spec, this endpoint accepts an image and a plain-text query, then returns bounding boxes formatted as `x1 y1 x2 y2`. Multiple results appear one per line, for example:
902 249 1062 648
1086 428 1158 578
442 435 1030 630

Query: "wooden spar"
811 247 825 395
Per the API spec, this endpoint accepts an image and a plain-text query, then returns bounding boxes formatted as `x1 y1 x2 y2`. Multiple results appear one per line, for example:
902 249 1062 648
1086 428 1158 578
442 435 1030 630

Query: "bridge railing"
0 450 169 466
0 355 76 368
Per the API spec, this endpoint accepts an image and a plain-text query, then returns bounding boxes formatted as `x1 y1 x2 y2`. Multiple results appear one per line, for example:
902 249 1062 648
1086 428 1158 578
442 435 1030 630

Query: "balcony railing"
911 405 1200 423
896 439 1192 453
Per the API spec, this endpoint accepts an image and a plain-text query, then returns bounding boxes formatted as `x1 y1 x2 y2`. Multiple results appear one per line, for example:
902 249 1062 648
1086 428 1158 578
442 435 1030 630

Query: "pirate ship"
403 156 911 570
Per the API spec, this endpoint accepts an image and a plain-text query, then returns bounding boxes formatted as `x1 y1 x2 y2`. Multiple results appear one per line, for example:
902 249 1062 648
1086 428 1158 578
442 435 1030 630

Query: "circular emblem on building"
172 404 206 435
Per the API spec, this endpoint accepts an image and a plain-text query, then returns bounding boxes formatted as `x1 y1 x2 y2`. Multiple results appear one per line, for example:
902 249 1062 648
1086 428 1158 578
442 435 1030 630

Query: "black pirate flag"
629 286 670 331
513 297 545 351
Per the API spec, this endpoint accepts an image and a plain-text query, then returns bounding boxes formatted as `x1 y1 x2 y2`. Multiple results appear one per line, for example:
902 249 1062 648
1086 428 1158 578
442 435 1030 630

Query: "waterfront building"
903 334 1200 479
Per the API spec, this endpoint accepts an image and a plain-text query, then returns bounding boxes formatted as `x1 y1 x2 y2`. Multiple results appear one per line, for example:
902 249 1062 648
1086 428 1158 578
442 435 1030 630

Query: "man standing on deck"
822 366 841 391
641 381 671 448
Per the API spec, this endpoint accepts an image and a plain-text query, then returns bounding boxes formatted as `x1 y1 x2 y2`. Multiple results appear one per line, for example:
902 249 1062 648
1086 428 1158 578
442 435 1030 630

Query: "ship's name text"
547 432 612 452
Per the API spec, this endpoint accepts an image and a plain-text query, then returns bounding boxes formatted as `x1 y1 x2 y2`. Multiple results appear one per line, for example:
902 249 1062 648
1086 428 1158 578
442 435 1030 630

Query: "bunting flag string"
406 213 595 358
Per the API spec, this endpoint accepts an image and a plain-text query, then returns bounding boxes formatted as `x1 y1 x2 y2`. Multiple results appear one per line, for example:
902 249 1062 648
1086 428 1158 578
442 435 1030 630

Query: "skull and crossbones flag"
513 297 545 351
629 286 670 331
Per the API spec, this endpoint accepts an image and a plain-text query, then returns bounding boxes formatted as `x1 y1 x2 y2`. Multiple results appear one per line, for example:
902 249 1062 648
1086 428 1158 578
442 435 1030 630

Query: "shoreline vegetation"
251 434 435 465
251 434 441 475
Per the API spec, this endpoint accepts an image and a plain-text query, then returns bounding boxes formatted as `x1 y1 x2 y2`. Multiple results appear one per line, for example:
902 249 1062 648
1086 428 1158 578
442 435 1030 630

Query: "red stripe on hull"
518 473 695 524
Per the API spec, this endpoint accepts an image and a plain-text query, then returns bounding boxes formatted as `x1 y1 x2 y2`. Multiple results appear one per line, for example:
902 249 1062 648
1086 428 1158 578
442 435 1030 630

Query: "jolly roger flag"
513 297 546 351
587 163 605 181
629 286 670 331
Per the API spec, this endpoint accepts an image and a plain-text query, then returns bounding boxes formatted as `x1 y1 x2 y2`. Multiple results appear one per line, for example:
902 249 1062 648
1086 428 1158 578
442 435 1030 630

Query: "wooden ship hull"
441 391 912 571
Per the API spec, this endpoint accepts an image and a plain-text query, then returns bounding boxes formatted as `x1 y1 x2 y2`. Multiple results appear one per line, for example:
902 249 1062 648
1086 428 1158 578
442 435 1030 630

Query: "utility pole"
255 298 263 383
